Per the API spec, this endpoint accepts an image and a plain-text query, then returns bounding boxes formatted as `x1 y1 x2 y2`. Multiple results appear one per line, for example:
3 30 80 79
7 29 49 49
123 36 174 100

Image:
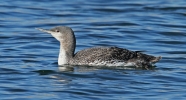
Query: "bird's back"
71 46 160 67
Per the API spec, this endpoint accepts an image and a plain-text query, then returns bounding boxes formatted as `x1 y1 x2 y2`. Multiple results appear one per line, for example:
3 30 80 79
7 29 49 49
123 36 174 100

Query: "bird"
36 26 161 68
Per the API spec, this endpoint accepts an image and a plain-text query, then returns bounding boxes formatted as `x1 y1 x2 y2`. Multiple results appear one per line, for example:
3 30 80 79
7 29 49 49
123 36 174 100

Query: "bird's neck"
58 41 75 65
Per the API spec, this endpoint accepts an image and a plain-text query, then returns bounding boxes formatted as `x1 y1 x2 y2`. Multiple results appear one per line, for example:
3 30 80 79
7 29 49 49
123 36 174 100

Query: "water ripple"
0 0 186 99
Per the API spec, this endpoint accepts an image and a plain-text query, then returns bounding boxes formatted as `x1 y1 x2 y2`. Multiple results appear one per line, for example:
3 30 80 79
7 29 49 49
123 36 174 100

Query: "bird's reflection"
58 65 99 72
58 65 74 72
58 65 156 72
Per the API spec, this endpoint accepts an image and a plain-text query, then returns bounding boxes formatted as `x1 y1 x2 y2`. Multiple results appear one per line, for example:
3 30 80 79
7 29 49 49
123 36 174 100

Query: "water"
0 0 186 99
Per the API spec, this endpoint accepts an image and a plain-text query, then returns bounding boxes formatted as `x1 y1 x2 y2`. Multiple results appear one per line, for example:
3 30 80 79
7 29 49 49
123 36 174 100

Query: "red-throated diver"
36 26 161 68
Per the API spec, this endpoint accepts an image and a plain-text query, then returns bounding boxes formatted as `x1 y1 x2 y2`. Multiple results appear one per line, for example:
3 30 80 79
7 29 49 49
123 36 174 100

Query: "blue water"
0 0 186 99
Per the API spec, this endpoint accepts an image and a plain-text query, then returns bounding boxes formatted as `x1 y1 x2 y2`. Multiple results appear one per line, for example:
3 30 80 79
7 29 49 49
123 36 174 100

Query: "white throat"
58 46 68 65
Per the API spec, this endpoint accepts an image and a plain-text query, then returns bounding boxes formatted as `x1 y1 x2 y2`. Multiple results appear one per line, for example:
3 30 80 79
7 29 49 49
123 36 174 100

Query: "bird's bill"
36 28 52 34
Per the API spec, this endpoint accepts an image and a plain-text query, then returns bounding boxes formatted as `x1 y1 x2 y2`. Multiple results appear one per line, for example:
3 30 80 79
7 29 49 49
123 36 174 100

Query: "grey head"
36 26 75 42
36 26 76 58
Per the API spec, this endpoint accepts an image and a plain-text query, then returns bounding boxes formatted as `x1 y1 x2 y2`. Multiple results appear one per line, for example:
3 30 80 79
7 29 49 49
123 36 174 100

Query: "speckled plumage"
71 46 160 67
37 26 161 68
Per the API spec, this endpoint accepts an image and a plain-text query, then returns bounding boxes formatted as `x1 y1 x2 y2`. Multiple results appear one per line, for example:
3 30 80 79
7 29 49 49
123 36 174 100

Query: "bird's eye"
56 30 59 32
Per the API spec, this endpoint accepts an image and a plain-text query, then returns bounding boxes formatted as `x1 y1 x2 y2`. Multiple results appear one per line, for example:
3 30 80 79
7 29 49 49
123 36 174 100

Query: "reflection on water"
58 65 157 72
